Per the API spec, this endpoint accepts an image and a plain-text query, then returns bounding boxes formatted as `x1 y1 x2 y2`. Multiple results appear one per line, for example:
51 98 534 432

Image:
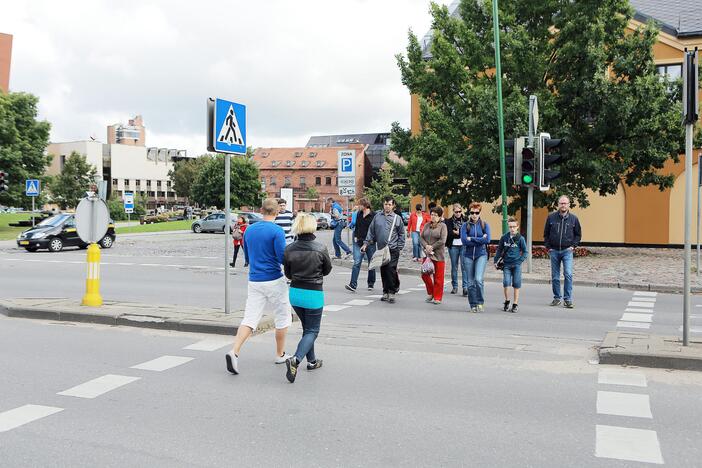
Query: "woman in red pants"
230 214 248 267
420 206 447 304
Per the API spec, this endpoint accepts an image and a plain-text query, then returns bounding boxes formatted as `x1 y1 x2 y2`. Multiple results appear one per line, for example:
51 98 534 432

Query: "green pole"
492 0 509 234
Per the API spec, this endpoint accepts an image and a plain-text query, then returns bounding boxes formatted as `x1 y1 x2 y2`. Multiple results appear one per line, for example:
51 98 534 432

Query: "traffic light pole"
525 96 538 274
492 0 509 233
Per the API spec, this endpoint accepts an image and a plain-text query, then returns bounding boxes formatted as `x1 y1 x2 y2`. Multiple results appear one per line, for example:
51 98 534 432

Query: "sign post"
525 96 538 273
207 97 247 315
75 194 110 307
124 192 134 227
25 179 40 227
338 149 356 247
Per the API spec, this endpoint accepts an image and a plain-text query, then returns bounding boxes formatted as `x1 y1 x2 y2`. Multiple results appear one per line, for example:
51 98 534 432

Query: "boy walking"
494 217 528 313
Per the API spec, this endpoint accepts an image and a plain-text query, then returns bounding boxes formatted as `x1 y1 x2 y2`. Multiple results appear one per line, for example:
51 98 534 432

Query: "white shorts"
240 277 292 330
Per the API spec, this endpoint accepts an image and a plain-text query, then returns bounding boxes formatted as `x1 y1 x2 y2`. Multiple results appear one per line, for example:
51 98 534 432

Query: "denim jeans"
448 245 468 290
292 305 323 363
502 263 522 289
411 231 422 258
550 248 573 301
350 242 376 289
332 223 351 257
463 254 487 307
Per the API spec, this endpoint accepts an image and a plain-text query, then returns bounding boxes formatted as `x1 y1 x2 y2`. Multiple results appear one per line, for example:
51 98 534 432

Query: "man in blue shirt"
329 197 351 259
226 198 292 375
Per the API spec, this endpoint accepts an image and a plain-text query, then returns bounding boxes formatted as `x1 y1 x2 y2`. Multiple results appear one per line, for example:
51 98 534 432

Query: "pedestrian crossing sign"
25 179 40 196
212 98 246 155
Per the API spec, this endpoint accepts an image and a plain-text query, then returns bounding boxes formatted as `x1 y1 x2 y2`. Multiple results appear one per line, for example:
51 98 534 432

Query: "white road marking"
183 338 233 352
596 391 652 418
335 271 352 275
620 313 653 323
628 296 656 302
624 308 653 313
343 299 374 306
627 301 654 308
595 425 663 464
0 405 64 433
409 287 427 291
616 321 651 329
58 374 140 399
365 295 383 299
323 305 351 312
416 283 425 287
598 369 647 387
130 355 194 372
678 326 702 333
396 290 412 295
633 291 658 297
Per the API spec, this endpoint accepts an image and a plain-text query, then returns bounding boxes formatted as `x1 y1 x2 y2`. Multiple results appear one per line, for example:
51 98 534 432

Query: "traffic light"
0 171 7 192
504 139 515 185
538 132 565 191
521 144 536 186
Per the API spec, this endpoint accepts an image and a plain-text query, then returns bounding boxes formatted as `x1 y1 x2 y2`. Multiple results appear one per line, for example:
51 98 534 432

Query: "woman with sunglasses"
460 202 491 313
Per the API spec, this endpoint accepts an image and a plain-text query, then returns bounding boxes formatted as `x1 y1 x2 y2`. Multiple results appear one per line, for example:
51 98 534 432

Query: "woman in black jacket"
283 213 333 383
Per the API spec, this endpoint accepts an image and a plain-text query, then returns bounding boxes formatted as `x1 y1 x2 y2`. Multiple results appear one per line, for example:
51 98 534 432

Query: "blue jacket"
242 221 286 282
494 233 527 266
460 220 491 259
330 202 345 228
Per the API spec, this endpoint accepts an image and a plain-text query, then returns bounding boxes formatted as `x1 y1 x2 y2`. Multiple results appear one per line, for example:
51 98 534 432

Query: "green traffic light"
522 174 533 184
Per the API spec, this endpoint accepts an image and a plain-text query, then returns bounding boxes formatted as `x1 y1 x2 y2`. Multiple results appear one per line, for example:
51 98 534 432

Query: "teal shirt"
289 287 325 309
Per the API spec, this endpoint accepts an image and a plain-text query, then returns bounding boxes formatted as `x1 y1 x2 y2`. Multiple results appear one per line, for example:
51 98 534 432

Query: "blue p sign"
342 157 353 173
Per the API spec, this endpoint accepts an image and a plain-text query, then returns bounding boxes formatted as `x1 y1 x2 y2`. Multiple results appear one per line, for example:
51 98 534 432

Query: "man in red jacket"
407 203 430 262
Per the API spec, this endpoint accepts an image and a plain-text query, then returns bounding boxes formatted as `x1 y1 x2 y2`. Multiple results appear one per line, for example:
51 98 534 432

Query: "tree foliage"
363 165 410 212
168 156 208 201
190 150 263 209
0 92 52 208
391 0 688 211
48 152 97 209
107 192 146 221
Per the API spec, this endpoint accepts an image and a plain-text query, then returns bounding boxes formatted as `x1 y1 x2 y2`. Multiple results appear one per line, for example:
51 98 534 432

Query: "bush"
488 243 591 258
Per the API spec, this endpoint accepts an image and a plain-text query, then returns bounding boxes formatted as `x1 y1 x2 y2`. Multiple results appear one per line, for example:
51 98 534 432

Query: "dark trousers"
380 249 400 294
292 305 323 363
232 245 241 266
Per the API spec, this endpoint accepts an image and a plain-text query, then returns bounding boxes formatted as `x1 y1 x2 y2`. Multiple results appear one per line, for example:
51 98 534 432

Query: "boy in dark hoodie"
494 217 528 313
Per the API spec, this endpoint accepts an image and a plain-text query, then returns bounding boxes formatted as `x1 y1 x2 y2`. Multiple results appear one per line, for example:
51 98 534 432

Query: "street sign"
338 176 355 187
124 192 134 214
75 198 110 244
280 187 293 211
337 149 356 177
208 98 247 155
25 179 40 196
338 186 356 197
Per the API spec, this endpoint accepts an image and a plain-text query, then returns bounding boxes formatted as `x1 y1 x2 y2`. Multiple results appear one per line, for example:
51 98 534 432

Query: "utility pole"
491 0 508 234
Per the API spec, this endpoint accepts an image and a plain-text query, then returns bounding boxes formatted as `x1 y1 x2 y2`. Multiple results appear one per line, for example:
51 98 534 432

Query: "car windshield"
37 214 70 227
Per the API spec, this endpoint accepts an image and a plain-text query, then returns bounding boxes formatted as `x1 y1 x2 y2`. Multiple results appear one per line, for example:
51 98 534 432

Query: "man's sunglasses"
470 211 480 215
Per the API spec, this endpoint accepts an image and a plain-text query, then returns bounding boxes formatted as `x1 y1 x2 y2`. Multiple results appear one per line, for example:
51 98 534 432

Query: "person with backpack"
494 217 528 313
460 202 491 313
230 214 248 268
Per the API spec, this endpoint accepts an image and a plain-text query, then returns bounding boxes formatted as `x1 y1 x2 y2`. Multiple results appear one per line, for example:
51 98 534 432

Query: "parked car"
235 211 263 225
16 213 116 252
312 212 331 230
191 212 234 233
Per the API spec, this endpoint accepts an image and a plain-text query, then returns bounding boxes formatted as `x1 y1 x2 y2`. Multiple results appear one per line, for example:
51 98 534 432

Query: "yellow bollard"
81 243 103 307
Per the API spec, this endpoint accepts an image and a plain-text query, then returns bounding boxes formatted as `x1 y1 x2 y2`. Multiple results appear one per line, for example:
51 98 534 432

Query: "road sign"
338 186 356 197
75 198 110 244
338 176 355 187
25 179 40 196
338 150 356 177
208 98 247 155
280 187 293 211
124 192 134 214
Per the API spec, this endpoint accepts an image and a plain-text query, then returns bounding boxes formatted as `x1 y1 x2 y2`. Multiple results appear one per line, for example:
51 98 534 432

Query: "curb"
598 349 702 371
597 331 702 371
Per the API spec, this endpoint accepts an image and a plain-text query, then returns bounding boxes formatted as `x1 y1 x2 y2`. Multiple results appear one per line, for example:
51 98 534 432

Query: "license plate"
19 241 29 245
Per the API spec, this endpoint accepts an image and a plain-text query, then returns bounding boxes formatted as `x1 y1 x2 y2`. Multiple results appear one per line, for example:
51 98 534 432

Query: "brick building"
252 144 369 212
0 32 12 93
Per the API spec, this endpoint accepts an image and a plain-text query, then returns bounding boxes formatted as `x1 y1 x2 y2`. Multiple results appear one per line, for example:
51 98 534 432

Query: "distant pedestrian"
345 198 376 292
363 196 405 303
275 198 294 245
444 204 468 296
543 195 582 308
329 197 351 259
226 198 292 375
408 203 430 262
420 206 447 304
461 203 491 313
494 217 527 313
230 214 248 268
283 213 332 383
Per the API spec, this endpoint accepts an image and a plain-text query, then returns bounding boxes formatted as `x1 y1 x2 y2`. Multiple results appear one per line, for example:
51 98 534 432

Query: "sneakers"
564 301 574 309
244 263 249 267
275 352 292 364
367 285 374 291
343 252 351 260
381 293 389 302
550 299 562 306
470 306 478 313
285 357 299 383
307 359 323 371
450 287 457 295
432 299 442 305
503 300 511 312
477 304 484 313
510 304 519 313
229 262 235 268
225 352 239 375
425 295 434 303
462 288 468 297
387 294 396 304
345 284 357 292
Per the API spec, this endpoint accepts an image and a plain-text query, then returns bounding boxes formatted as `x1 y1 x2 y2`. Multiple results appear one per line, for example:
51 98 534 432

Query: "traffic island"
598 331 702 371
0 297 277 336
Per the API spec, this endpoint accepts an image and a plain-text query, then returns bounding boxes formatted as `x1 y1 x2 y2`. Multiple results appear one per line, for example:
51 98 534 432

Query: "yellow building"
410 0 702 245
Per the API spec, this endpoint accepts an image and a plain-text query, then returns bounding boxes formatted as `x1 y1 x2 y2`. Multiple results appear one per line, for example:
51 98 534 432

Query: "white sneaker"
275 352 292 364
225 352 239 374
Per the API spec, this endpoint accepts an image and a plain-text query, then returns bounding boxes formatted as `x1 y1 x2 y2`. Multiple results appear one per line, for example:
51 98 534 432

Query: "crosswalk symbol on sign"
217 105 244 146
26 179 40 196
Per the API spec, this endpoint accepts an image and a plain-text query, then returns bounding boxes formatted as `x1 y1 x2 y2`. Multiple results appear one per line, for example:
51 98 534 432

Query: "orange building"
0 32 12 93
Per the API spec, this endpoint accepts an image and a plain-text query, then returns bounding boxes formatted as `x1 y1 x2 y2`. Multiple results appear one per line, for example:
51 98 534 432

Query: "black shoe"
387 294 396 304
510 304 518 313
503 300 510 312
564 301 574 309
381 293 389 302
307 359 323 371
285 357 298 383
345 284 357 292
451 288 457 294
462 288 468 297
244 263 249 267
550 299 562 306
229 262 235 267
367 285 374 290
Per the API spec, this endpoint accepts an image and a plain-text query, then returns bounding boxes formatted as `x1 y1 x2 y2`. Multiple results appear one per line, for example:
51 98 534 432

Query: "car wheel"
48 237 63 252
221 225 227 233
192 224 202 233
99 236 114 249
25 247 38 252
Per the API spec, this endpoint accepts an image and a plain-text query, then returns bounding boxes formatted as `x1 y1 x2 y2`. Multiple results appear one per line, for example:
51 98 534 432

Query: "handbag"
421 257 435 274
232 228 242 241
368 215 398 270
495 255 504 271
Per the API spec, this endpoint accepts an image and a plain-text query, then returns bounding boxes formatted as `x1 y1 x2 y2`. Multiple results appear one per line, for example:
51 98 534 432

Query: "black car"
16 214 116 252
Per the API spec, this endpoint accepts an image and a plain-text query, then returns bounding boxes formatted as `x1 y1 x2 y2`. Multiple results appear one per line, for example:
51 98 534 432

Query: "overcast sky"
1 0 452 156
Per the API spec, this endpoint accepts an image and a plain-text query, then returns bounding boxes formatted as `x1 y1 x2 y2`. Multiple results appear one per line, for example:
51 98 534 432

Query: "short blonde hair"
292 213 317 235
261 198 279 215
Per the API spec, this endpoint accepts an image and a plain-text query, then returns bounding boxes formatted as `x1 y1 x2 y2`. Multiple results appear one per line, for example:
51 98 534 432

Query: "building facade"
0 32 12 93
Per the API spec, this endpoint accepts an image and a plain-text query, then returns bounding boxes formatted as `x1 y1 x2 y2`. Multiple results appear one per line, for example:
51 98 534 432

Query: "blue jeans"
550 248 573 301
350 243 376 289
332 223 351 257
411 231 422 258
503 263 522 289
292 305 323 363
448 245 468 290
463 254 487 307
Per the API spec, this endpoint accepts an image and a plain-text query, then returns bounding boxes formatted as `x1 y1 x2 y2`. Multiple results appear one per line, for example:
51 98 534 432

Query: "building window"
124 179 130 187
135 180 141 189
284 176 291 187
656 63 682 81
294 151 303 158
300 160 310 167
299 176 306 187
315 176 321 185
167 180 171 188
112 178 118 185
270 176 276 186
146 180 152 188
325 176 332 185
157 181 162 188
261 177 266 189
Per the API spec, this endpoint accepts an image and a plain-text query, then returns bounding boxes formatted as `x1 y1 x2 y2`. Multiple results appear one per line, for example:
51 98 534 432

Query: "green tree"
48 152 97 209
107 192 145 221
0 92 52 208
190 151 262 209
391 0 687 212
364 165 410 212
168 156 208 201
305 187 319 199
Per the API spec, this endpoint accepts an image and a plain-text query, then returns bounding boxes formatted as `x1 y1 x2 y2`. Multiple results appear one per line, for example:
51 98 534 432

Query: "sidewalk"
598 331 702 371
0 297 274 336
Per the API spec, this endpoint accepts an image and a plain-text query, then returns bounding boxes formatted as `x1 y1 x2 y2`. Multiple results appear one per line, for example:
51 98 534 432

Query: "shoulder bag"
368 215 397 270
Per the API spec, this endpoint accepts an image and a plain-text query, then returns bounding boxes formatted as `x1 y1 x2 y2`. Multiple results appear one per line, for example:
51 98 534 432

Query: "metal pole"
684 124 693 346
346 196 351 249
224 152 231 315
697 154 700 277
491 0 508 234
31 197 35 227
527 187 533 274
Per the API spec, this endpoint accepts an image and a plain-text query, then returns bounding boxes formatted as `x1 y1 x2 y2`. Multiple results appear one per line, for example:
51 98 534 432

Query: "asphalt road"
2 231 702 466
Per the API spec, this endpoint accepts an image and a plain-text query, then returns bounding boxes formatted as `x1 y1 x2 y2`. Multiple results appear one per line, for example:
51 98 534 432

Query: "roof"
630 0 702 38
252 145 365 170
306 133 390 147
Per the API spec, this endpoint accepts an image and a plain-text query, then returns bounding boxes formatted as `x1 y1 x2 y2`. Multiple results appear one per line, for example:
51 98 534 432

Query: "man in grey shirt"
362 196 406 303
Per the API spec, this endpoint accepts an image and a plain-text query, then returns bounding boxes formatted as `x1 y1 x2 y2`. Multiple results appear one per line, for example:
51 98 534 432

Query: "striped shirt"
275 210 294 244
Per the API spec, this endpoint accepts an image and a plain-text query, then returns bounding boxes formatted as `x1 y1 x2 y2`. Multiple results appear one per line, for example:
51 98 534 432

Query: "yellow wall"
669 161 701 244
569 186 626 243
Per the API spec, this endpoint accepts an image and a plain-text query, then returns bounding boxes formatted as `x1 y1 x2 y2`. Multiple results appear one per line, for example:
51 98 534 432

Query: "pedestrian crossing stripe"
217 105 244 146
